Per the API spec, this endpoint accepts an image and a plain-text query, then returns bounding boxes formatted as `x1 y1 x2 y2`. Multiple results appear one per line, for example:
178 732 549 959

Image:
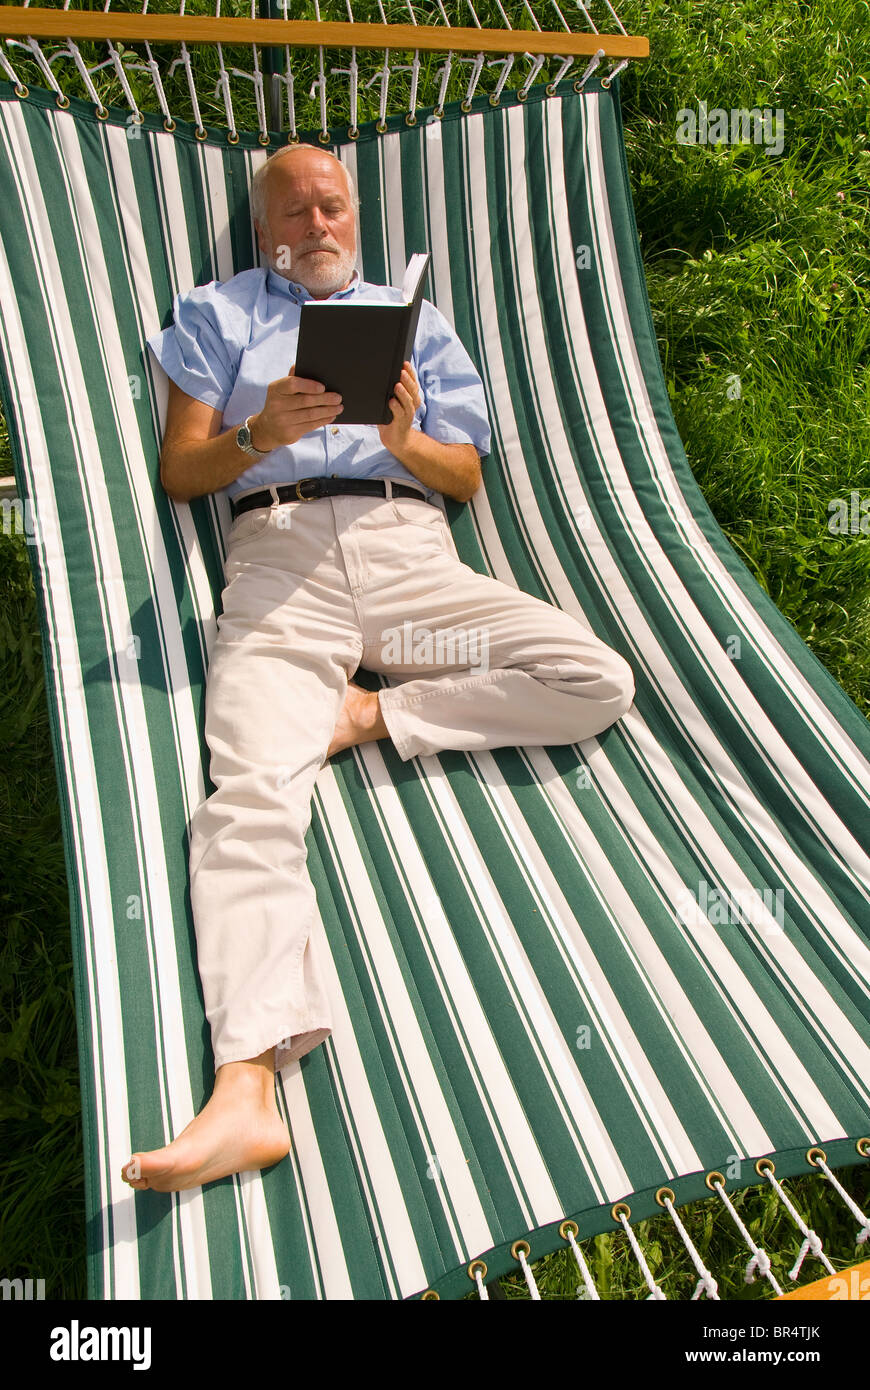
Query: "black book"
293 252 431 425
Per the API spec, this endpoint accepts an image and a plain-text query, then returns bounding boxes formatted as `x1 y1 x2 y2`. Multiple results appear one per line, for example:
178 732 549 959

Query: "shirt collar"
267 266 361 304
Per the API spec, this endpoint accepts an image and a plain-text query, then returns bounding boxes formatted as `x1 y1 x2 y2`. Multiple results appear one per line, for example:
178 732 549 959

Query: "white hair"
251 146 358 227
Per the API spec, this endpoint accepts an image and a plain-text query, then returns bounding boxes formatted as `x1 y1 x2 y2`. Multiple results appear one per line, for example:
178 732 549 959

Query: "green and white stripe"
0 79 868 1301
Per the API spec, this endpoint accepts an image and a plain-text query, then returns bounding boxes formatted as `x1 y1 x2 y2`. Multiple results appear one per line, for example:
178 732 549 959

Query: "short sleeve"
147 284 239 412
413 301 492 458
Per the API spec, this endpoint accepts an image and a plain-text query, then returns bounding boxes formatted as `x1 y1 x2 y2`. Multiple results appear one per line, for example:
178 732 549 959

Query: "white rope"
461 50 485 106
564 1229 601 1300
575 47 605 90
482 0 514 101
601 0 629 36
759 1167 836 1281
210 5 238 139
367 1 392 128
518 54 547 99
0 43 27 94
278 0 298 140
245 1 265 145
813 1157 870 1246
330 1 359 134
602 58 629 87
434 54 453 116
18 37 67 102
488 53 515 101
459 1 485 107
709 1178 783 1296
515 1245 542 1300
433 0 453 116
105 39 144 122
472 1267 490 1299
614 1210 667 1299
660 1195 720 1300
405 2 421 122
548 54 574 88
132 34 176 128
56 41 104 110
168 41 206 137
574 2 599 33
309 0 329 140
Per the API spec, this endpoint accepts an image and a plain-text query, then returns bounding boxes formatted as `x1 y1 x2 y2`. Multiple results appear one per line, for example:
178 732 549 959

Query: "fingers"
394 363 421 410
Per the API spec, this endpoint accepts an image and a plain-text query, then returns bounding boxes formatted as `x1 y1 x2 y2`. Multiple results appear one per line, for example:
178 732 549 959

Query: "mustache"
294 239 342 256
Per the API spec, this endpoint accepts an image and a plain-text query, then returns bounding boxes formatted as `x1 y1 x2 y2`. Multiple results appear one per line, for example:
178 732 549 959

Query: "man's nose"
306 206 328 234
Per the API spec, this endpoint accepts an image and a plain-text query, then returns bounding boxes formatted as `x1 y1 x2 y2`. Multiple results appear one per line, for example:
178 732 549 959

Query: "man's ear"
254 219 270 259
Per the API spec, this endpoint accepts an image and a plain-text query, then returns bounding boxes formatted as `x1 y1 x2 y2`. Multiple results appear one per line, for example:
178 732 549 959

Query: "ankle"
214 1049 276 1096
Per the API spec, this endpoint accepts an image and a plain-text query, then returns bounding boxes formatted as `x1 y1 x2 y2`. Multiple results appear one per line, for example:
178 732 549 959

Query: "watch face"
237 423 251 447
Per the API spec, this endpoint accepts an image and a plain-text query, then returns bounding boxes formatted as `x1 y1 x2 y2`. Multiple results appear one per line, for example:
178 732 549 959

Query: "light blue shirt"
147 266 492 503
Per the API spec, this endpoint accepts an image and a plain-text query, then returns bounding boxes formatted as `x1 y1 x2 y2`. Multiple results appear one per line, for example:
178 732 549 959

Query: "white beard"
268 240 357 297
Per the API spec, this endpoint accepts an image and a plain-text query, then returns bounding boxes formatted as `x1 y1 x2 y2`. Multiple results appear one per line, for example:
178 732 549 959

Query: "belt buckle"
295 478 318 502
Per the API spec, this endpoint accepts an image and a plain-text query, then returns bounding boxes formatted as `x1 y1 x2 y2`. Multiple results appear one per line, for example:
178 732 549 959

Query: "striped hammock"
0 71 868 1299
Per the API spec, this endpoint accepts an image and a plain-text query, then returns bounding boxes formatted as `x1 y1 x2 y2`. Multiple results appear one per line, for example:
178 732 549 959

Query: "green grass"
2 0 870 1300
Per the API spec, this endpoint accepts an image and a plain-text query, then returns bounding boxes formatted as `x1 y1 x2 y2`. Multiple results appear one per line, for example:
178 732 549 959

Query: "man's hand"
249 366 343 451
377 361 421 458
375 361 481 503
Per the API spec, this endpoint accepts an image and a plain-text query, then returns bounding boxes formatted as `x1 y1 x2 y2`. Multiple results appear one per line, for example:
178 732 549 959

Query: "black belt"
231 477 430 519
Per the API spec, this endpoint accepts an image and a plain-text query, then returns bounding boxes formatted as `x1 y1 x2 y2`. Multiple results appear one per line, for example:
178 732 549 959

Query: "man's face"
256 150 357 298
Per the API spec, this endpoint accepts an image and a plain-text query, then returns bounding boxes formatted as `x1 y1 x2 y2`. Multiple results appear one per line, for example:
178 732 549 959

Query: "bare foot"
121 1050 290 1192
326 682 389 758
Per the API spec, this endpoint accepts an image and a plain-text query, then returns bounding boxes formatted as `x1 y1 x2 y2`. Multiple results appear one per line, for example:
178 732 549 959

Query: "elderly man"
122 144 634 1193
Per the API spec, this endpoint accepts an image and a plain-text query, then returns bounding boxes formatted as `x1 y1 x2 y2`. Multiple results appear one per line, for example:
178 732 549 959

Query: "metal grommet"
95 107 110 122
510 1238 530 1260
347 126 359 140
467 1259 487 1280
488 94 500 108
559 1219 579 1240
163 118 177 134
806 1147 827 1167
460 99 472 113
227 130 240 145
755 1157 775 1177
14 84 29 100
516 88 528 103
573 80 584 93
600 77 611 90
376 120 388 133
858 1137 870 1158
317 129 331 145
194 126 207 141
421 1289 440 1299
655 1186 676 1208
56 93 71 110
705 1170 726 1193
611 1202 631 1222
258 132 271 146
405 112 417 127
433 108 444 120
545 83 557 97
286 134 300 145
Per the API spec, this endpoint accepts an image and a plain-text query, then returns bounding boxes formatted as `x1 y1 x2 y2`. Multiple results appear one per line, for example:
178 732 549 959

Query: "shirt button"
331 427 339 435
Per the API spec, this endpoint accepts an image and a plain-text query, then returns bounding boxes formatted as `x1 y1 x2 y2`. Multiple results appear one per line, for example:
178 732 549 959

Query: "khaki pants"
189 483 634 1072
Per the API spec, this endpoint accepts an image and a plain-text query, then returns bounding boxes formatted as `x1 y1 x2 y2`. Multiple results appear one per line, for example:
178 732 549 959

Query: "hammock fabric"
1 77 868 1302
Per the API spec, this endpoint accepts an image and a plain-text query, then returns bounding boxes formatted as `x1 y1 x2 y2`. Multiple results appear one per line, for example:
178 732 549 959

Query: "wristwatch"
236 416 270 459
